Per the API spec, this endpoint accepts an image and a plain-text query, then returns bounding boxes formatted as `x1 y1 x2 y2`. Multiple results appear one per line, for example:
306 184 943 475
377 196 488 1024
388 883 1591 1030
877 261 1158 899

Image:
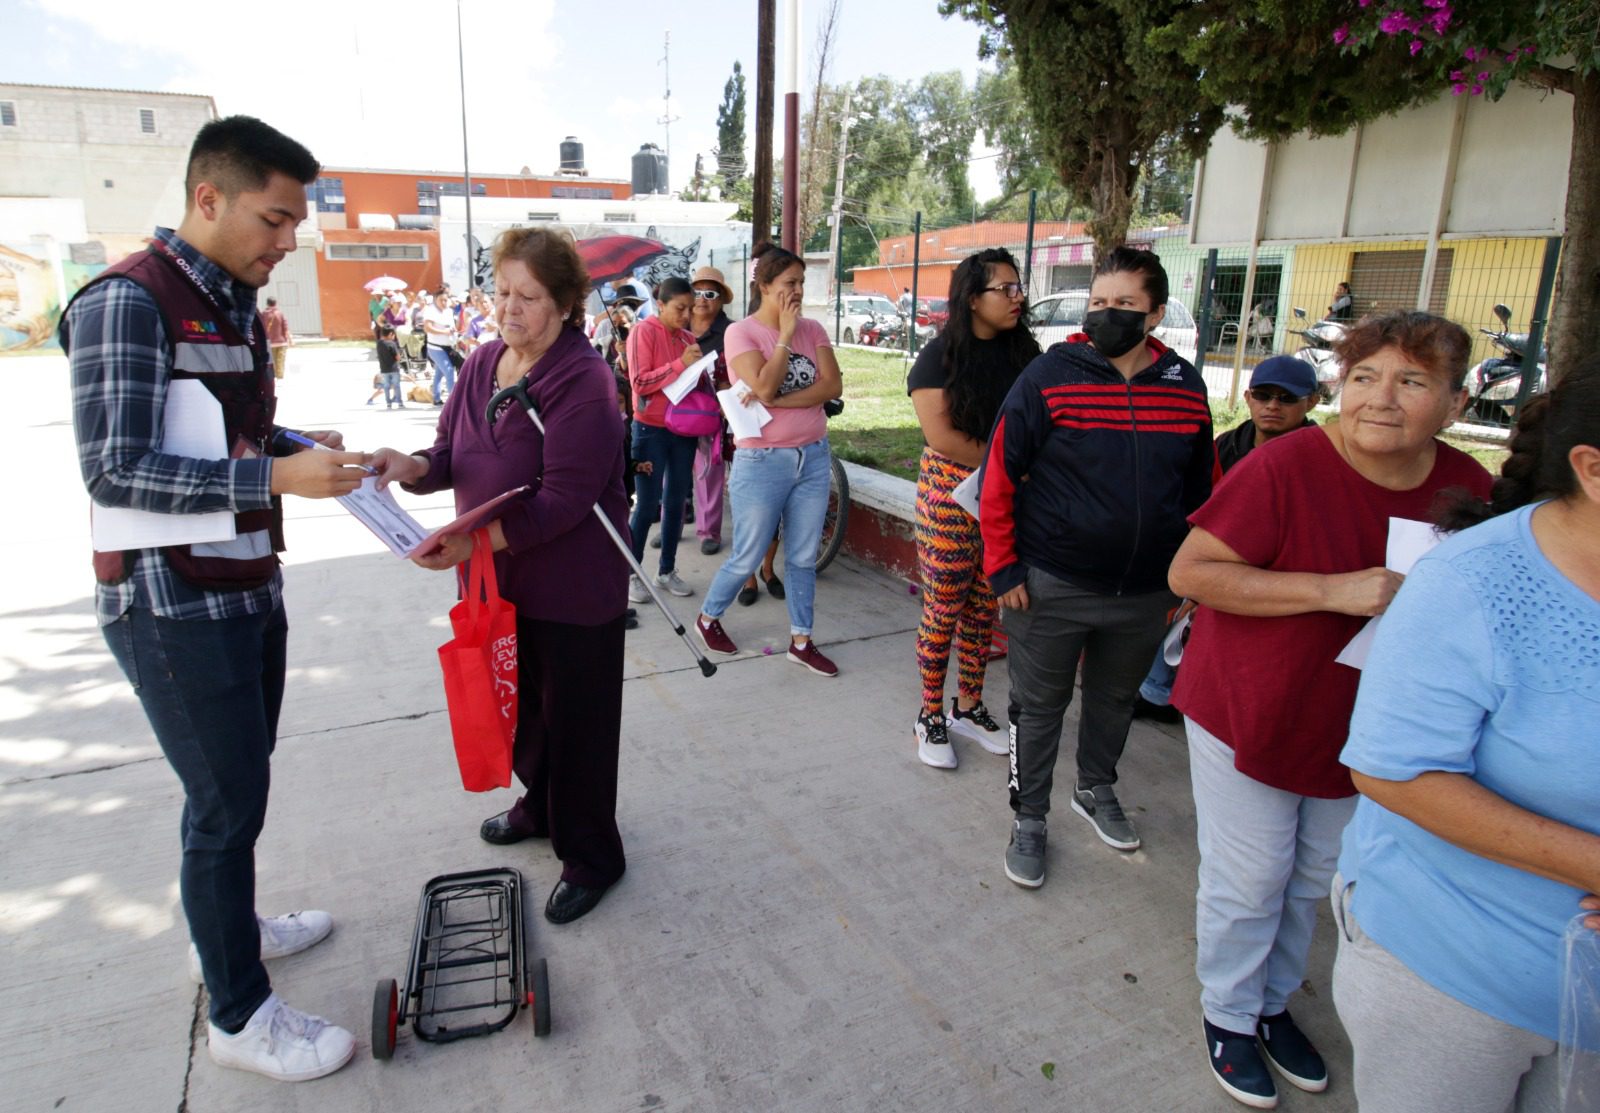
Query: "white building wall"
0 85 216 236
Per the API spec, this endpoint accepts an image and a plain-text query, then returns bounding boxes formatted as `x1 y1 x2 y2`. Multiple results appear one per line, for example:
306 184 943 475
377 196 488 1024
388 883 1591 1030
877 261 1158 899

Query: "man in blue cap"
1134 355 1319 722
1212 355 1320 479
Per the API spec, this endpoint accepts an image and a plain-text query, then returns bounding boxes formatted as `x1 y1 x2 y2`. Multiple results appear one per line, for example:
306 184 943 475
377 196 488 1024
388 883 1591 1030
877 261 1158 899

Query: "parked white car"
1027 291 1199 367
825 294 903 345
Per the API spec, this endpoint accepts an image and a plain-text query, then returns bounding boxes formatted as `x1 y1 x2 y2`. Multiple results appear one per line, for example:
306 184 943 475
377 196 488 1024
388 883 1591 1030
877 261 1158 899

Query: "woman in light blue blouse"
1333 359 1600 1113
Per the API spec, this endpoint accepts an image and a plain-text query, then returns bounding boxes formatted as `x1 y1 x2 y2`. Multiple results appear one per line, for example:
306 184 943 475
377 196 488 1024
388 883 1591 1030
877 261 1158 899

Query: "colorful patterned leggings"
914 448 997 716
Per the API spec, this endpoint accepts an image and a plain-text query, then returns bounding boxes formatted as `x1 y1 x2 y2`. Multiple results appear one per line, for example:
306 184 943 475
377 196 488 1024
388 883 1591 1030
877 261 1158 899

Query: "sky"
5 0 1000 201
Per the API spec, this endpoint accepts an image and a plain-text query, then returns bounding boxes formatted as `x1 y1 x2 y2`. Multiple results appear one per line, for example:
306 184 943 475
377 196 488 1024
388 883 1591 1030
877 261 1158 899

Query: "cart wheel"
371 978 398 1060
529 957 551 1038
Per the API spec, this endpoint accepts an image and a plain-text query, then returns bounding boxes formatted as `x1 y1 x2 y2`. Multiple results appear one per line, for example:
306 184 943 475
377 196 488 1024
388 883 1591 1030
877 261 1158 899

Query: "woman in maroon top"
1167 312 1491 1108
371 227 630 926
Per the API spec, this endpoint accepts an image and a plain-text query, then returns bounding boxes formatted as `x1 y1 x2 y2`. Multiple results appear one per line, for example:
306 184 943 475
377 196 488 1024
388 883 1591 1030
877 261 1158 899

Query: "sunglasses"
983 283 1025 298
692 289 723 301
1249 386 1307 405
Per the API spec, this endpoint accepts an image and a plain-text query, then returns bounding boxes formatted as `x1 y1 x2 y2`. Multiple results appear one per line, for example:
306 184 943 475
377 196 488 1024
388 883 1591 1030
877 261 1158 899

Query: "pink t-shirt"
723 315 831 449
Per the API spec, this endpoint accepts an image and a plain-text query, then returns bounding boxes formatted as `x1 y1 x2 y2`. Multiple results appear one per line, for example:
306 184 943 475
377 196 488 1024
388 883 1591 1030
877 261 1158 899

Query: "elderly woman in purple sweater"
372 227 630 925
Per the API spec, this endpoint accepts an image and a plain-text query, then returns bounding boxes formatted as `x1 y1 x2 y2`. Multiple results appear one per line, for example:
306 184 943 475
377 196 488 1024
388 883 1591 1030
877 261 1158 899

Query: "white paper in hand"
661 350 718 405
716 379 772 440
1336 516 1443 670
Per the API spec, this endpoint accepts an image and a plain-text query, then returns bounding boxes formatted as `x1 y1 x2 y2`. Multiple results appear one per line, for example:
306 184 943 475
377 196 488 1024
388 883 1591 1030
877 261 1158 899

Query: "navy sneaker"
1257 1011 1328 1093
1204 1018 1278 1109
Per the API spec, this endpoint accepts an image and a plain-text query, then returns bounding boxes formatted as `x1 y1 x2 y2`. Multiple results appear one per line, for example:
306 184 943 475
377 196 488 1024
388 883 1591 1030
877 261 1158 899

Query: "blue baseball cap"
1249 356 1318 399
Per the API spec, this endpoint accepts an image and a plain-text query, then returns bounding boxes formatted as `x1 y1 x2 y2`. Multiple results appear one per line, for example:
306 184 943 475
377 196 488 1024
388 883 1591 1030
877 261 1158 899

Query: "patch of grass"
831 347 923 481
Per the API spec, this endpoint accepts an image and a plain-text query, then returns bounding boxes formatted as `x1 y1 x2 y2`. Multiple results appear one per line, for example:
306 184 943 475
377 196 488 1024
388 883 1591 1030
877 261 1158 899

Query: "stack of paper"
716 379 773 440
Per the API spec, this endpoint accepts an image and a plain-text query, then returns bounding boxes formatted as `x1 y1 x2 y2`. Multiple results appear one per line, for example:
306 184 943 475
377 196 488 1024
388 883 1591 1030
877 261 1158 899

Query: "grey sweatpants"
1330 876 1561 1113
1002 567 1173 817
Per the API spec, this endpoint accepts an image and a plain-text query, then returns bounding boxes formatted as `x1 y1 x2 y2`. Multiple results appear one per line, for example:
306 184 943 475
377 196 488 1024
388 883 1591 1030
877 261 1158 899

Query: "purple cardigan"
408 327 629 626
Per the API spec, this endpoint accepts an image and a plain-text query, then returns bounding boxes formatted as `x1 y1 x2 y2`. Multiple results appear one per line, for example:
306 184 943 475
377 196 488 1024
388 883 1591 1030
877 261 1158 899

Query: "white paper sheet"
716 379 773 439
661 350 718 405
950 468 982 520
1336 517 1443 670
337 476 426 557
1162 608 1194 667
90 380 237 550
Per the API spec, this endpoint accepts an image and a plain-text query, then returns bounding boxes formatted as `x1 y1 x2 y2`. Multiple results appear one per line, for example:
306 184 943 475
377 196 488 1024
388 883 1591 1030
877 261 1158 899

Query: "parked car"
826 295 903 345
917 298 949 333
1026 290 1199 366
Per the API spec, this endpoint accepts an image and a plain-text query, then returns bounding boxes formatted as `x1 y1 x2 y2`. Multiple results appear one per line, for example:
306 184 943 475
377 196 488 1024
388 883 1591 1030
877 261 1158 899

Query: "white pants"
1187 717 1356 1033
1330 876 1560 1113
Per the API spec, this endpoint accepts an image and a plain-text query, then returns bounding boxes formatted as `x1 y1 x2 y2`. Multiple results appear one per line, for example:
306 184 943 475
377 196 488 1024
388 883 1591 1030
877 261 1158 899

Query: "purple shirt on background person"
405 327 629 626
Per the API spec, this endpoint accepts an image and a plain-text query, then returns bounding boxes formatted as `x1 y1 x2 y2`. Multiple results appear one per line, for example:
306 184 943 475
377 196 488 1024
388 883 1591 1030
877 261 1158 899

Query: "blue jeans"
629 421 698 576
381 370 402 406
103 605 289 1032
702 436 831 636
1138 646 1176 705
427 345 455 402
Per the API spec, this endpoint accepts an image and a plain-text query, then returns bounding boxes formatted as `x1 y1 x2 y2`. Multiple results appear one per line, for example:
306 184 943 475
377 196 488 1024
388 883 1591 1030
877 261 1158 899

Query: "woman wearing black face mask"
978 246 1213 891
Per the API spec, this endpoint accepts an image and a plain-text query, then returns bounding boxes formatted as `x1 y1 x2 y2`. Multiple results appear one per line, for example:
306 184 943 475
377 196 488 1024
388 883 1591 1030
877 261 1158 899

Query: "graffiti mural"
0 243 63 352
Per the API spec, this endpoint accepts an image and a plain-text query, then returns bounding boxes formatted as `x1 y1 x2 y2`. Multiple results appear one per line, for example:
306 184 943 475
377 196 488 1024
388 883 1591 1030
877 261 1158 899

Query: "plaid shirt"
69 227 282 626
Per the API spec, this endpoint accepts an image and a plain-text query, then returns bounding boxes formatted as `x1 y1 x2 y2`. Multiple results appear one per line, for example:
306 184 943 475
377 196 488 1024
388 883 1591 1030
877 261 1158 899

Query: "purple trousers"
694 436 726 541
506 613 627 889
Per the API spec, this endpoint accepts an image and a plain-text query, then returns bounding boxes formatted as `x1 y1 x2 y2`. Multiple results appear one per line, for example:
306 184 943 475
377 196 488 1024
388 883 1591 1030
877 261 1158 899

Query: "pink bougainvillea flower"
1477 70 1490 80
1451 83 1467 95
1358 0 1373 7
1506 51 1519 62
1449 69 1464 81
1411 39 1425 55
1470 84 1484 95
1463 45 1480 61
1333 24 1351 43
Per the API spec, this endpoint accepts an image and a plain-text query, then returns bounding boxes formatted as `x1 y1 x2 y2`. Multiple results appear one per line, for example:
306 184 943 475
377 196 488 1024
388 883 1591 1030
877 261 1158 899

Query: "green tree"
713 61 748 193
1161 0 1599 382
943 0 1224 257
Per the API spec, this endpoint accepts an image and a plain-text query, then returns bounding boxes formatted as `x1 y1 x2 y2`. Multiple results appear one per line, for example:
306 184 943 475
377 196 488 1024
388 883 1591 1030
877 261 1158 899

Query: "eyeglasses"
983 283 1025 299
1248 386 1307 405
692 289 722 301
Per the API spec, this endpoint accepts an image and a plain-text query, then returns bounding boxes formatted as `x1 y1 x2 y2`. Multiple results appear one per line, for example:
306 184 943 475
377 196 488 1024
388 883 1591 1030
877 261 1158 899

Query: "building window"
0 101 16 127
417 180 488 211
526 211 560 222
326 244 429 261
104 180 114 188
139 108 156 134
552 186 614 200
308 177 346 213
603 212 634 223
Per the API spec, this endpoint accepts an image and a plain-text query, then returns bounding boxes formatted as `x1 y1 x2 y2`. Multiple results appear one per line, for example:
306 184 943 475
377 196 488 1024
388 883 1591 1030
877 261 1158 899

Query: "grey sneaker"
1004 816 1047 888
627 574 650 604
655 570 693 597
1071 783 1141 850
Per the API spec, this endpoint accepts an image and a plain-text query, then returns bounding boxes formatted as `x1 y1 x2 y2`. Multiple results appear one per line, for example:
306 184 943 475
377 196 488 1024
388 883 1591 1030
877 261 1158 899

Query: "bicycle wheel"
816 456 849 573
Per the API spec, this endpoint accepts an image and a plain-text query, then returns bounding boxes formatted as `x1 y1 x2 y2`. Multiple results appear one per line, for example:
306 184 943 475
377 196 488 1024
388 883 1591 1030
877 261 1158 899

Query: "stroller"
399 327 431 378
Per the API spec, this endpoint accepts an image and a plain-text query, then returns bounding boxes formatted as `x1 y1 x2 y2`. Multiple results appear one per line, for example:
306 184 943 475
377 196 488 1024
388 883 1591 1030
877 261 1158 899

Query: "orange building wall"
316 229 442 339
319 169 633 229
873 221 1087 265
850 262 958 303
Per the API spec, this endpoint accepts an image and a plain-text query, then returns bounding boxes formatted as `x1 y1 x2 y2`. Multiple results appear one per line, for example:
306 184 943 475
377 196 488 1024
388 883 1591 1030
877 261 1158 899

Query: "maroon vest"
63 243 286 590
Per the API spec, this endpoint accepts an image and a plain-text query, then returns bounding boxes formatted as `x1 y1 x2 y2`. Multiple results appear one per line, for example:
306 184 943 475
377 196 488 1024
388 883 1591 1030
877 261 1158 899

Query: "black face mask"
1083 307 1150 359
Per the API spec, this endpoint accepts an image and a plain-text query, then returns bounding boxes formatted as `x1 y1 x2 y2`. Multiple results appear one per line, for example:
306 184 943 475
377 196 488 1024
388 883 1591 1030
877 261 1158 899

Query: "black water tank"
631 143 668 195
560 136 585 175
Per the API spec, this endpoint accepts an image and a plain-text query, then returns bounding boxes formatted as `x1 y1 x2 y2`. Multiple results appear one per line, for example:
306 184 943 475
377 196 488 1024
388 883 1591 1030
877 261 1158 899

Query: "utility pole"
826 89 853 307
657 31 680 175
753 0 775 249
781 0 801 252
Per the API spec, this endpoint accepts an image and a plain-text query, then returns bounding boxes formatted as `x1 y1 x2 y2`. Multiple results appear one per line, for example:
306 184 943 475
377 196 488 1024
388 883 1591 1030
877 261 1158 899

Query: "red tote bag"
437 529 518 791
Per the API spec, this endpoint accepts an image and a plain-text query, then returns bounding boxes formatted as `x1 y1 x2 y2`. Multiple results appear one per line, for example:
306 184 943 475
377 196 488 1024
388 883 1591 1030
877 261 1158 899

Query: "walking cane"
484 379 717 678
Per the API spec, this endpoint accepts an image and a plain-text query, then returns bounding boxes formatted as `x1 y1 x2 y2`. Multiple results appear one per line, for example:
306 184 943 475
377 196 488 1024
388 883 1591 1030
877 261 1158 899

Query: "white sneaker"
627 574 650 604
655 570 693 597
207 993 355 1082
947 701 1009 755
915 710 958 770
189 911 334 984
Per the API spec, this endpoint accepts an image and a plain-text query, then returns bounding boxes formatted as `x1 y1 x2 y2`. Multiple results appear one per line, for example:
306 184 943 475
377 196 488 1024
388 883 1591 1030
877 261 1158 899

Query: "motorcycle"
860 310 907 349
1465 302 1547 422
1289 307 1348 402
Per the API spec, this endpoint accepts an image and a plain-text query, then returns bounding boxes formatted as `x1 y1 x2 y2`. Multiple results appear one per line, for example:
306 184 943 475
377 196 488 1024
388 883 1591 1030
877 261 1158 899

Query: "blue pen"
282 430 376 474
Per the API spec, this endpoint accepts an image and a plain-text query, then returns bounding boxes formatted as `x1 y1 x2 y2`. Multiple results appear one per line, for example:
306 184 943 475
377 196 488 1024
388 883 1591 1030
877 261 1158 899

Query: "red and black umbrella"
576 235 669 285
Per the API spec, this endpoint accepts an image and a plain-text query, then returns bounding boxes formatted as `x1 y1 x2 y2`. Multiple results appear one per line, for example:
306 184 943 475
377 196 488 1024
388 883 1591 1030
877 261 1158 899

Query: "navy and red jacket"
979 335 1213 597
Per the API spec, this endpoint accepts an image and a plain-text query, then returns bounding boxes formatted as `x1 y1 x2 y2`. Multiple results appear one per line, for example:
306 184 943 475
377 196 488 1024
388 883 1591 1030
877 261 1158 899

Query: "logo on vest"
180 319 221 339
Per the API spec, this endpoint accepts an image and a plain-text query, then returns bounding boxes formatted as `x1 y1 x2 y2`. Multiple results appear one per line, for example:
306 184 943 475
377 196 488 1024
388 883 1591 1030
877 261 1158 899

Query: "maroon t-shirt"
1171 426 1490 798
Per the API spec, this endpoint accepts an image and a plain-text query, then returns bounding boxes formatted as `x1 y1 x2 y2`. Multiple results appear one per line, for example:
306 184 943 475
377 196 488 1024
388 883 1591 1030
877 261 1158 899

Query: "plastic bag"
1560 912 1600 1111
437 529 517 791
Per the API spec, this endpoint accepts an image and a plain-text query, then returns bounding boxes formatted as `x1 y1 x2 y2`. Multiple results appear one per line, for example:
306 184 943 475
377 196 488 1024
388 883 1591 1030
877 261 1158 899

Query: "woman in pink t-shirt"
693 243 843 677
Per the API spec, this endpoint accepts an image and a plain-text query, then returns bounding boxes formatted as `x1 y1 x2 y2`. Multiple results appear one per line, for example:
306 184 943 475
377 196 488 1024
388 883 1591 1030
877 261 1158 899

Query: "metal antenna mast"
657 31 680 175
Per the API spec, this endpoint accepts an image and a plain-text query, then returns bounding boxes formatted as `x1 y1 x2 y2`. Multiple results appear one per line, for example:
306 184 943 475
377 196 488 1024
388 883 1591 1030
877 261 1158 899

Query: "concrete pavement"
0 344 1356 1112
